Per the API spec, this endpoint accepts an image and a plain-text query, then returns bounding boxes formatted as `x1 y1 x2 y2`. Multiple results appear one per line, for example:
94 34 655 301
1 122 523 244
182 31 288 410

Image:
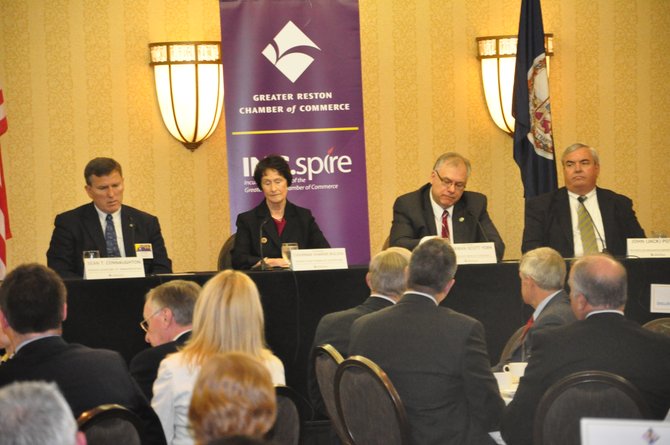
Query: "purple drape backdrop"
219 0 370 265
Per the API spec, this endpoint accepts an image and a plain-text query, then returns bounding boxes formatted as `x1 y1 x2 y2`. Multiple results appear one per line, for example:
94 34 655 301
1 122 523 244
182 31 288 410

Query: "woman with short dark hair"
231 155 330 269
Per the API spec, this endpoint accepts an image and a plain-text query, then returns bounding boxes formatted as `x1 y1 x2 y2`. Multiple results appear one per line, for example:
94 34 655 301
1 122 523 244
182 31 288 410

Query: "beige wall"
0 0 668 272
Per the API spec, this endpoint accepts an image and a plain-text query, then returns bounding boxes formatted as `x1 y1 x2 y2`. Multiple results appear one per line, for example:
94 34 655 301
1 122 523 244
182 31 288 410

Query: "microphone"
128 216 136 256
259 219 269 271
577 196 609 254
466 210 490 243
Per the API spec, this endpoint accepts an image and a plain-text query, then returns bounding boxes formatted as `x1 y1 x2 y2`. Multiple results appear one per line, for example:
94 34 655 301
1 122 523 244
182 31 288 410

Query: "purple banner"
220 0 370 265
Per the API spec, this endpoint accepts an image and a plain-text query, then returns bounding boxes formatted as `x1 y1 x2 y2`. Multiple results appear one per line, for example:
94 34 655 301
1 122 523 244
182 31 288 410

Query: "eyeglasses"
434 170 466 191
139 307 164 332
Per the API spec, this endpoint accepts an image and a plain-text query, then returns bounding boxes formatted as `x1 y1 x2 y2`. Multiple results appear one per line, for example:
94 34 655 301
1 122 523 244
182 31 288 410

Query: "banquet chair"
267 385 312 445
533 370 651 445
77 404 143 445
314 344 351 444
217 233 236 270
642 317 670 336
335 355 410 445
497 325 526 366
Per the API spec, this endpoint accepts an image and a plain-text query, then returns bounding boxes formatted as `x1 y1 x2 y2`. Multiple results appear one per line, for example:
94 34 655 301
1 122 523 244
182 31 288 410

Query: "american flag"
0 82 12 279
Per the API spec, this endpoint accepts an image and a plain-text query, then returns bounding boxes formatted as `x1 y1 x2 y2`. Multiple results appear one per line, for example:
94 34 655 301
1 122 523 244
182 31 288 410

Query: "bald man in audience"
493 247 575 370
308 247 411 416
501 254 670 445
130 280 200 400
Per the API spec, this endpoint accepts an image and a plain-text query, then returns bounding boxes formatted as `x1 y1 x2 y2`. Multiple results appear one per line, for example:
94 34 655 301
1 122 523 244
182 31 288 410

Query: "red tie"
519 316 534 342
441 210 450 240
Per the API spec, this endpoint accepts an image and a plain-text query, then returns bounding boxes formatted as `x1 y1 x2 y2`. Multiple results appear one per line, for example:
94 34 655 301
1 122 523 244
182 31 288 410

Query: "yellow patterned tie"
577 196 598 254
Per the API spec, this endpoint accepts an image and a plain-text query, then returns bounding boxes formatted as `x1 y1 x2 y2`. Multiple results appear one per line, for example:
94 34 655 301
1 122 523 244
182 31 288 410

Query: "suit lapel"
452 200 469 241
554 189 574 252
421 186 438 236
595 188 615 243
83 203 108 255
121 208 136 257
255 203 282 251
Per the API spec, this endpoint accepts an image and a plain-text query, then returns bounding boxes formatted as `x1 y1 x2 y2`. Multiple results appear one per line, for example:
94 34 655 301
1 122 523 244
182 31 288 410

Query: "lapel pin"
261 237 268 244
458 217 465 222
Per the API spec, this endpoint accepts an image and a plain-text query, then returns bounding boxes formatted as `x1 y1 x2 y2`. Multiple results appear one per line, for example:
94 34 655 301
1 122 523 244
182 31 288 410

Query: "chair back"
642 317 670 336
217 233 236 270
267 385 311 445
77 404 143 445
314 344 351 444
533 370 652 445
498 325 526 365
335 355 410 445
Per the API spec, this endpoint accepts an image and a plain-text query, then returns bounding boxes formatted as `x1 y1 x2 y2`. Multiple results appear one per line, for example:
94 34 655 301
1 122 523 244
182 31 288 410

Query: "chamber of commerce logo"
262 21 321 83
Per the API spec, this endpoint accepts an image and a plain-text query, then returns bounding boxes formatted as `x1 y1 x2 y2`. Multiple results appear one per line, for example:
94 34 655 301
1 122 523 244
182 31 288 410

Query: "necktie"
519 316 534 342
105 214 121 257
441 210 450 240
577 196 598 254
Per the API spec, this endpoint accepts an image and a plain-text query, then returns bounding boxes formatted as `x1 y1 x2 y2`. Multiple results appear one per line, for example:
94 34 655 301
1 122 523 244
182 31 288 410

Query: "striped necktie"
105 214 121 257
577 196 598 254
441 210 450 240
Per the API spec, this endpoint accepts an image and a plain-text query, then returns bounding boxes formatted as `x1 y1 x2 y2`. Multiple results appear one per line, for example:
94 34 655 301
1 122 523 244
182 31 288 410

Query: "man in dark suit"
350 239 504 445
494 247 575 370
501 254 670 445
130 280 200 400
389 152 505 261
47 157 172 278
308 247 411 416
0 263 166 445
522 143 645 257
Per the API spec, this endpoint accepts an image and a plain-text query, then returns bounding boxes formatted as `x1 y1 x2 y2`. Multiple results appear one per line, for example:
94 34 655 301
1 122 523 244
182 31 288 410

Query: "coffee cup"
494 371 513 392
503 362 528 384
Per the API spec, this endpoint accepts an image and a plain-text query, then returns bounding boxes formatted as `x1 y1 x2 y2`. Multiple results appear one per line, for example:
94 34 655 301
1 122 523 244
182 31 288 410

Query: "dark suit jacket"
231 200 330 270
501 313 670 445
307 296 394 416
46 202 172 278
349 293 504 445
389 184 505 261
129 331 191 401
494 290 575 370
0 336 166 445
522 187 645 257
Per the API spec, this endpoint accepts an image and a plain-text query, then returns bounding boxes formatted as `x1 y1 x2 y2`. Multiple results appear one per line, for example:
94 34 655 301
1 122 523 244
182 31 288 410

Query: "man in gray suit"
494 247 575 370
389 152 505 261
350 238 504 445
308 247 411 416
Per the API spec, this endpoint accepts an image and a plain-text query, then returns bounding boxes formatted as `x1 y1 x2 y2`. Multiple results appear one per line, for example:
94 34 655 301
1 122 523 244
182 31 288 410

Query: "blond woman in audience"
152 270 284 445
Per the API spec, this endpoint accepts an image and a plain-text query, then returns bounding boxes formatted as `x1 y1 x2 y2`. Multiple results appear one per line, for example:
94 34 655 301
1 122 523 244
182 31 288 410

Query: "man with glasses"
522 143 645 258
130 280 200 400
389 152 505 261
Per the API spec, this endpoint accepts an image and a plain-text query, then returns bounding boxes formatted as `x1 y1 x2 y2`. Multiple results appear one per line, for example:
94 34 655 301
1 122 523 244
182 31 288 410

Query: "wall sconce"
149 41 224 151
476 34 553 136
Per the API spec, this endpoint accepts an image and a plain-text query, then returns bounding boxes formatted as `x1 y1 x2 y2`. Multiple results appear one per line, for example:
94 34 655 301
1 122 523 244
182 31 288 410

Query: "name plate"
651 284 670 314
290 248 348 271
627 238 670 258
452 242 497 264
84 257 146 280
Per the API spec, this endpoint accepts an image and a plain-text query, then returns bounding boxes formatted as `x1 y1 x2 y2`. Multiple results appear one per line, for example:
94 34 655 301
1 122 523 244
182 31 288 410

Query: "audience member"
522 143 645 257
493 247 575 369
349 238 504 445
501 254 670 445
152 270 285 445
0 380 86 445
389 152 505 260
189 352 276 445
47 157 172 278
308 247 411 416
0 263 166 445
130 280 200 399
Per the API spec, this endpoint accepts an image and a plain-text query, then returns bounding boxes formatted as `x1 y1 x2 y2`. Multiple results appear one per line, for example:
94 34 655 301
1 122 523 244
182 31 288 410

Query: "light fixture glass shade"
149 42 224 151
476 34 553 136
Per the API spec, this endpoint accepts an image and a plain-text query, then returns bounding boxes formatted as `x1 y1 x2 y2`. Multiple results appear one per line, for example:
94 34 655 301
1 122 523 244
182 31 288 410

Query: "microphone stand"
259 219 269 271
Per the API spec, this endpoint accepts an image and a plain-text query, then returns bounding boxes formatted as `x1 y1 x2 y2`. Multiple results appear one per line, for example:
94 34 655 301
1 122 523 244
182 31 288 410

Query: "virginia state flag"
512 0 557 198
